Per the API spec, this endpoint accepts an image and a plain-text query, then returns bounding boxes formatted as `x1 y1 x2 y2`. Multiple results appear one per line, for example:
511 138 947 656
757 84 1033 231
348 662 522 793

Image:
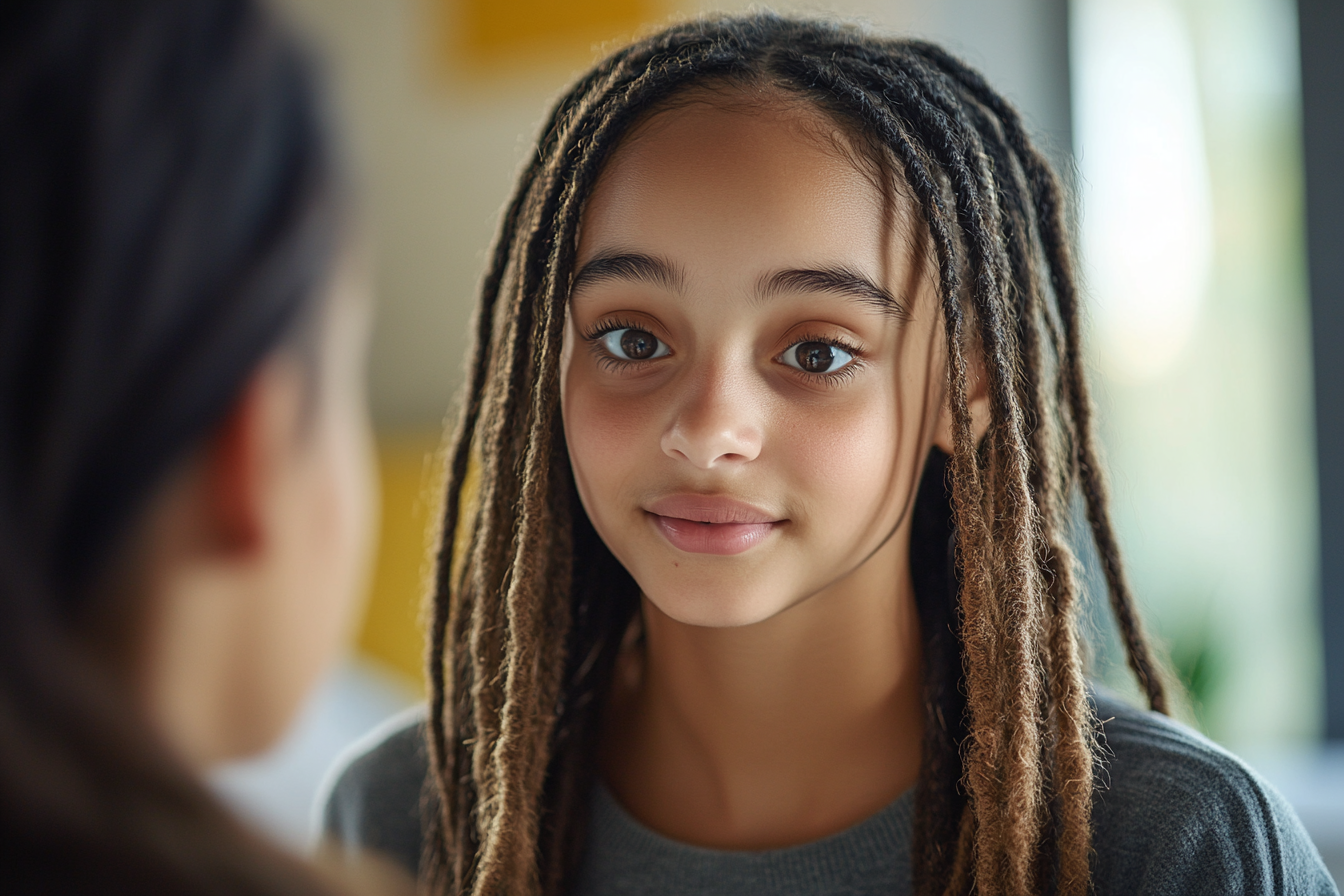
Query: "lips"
646 495 783 555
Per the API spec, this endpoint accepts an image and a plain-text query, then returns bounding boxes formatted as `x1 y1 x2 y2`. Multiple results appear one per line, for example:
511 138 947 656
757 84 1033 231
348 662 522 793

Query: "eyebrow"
758 266 910 320
570 251 685 295
570 251 909 320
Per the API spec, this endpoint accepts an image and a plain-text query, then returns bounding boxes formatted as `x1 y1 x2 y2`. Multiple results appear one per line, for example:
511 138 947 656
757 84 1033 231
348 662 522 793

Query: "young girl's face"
560 96 950 628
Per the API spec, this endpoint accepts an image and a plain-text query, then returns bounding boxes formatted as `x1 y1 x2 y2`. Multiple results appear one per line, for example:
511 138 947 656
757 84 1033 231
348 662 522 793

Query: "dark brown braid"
907 43 1169 717
425 14 1169 896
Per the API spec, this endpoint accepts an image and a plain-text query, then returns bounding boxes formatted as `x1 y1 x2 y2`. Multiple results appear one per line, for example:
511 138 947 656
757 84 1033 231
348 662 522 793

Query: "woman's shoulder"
317 704 429 879
1090 690 1337 895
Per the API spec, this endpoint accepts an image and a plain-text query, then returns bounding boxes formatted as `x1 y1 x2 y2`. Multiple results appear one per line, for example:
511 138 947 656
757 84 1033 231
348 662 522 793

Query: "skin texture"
560 98 987 850
98 253 379 769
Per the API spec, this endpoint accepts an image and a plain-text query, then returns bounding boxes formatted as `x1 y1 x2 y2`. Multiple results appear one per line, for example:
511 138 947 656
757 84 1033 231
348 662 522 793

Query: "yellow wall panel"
444 0 664 69
354 432 446 694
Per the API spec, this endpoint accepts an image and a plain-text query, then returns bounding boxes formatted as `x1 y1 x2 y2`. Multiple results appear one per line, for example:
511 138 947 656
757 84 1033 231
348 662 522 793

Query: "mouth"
645 495 784 556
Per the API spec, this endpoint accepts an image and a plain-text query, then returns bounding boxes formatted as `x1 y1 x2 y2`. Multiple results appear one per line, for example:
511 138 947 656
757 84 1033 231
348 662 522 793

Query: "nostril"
661 432 761 469
661 399 764 467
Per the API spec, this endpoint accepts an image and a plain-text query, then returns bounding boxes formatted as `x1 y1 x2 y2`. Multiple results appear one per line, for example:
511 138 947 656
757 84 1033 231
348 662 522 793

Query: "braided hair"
427 13 1169 896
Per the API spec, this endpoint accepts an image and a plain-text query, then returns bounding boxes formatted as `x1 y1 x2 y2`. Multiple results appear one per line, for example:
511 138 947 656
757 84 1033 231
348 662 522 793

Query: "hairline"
572 77 936 313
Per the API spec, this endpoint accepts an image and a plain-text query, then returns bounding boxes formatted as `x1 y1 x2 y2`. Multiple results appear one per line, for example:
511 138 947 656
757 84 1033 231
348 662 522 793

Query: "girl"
323 12 1336 896
0 1 392 892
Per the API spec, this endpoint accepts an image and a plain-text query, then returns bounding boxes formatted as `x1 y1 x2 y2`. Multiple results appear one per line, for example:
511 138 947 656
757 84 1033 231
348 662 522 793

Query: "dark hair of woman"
0 0 350 892
425 13 1170 896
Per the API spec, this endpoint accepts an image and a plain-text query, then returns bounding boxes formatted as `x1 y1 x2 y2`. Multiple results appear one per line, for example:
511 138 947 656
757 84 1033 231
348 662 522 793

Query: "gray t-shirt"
319 694 1338 895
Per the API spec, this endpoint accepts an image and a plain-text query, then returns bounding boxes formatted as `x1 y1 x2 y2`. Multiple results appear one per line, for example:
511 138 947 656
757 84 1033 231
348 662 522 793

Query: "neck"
601 529 924 850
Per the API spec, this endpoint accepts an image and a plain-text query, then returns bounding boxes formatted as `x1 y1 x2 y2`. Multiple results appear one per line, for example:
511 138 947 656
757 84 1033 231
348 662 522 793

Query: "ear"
124 354 308 767
203 356 306 556
932 352 991 454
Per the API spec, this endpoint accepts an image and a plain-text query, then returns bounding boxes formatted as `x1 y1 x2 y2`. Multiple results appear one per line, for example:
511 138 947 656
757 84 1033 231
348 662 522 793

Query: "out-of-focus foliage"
1074 0 1318 748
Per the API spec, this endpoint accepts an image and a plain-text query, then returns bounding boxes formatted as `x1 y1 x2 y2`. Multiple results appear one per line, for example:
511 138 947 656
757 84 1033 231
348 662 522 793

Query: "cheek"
771 376 925 573
318 402 377 622
563 374 659 507
781 390 904 497
275 401 377 694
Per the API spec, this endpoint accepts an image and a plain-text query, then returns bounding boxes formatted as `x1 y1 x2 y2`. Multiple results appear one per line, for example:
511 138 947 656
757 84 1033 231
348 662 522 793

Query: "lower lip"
650 514 779 555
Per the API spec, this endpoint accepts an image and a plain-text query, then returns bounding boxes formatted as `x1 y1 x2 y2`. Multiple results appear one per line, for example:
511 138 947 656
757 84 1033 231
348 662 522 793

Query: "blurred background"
207 0 1344 881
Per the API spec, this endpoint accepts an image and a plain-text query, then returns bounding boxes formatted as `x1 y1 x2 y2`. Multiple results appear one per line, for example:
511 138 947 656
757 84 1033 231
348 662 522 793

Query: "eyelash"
582 320 866 383
582 318 657 372
782 331 866 386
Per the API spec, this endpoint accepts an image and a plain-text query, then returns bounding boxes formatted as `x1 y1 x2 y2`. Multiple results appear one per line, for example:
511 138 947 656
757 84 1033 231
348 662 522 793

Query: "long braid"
907 43 1169 715
425 110 544 892
905 67 1052 896
798 45 1042 889
429 28 762 894
967 98 1093 893
889 50 1112 888
911 50 1097 893
887 52 1095 893
424 60 575 881
807 51 1060 892
989 137 1094 896
426 14 1170 896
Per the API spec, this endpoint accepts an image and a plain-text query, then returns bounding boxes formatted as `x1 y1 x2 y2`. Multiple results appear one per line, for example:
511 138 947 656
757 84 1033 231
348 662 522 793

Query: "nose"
660 368 763 469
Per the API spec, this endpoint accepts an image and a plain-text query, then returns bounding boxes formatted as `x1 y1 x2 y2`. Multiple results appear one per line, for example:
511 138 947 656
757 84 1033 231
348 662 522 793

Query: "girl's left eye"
781 340 855 374
599 327 670 361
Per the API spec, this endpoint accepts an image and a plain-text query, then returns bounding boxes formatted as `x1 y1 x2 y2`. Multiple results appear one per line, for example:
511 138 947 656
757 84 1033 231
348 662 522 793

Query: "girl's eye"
782 340 855 374
599 327 669 361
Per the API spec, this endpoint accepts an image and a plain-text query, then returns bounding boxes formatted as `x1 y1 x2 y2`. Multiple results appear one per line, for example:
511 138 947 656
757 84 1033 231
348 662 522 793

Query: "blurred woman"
0 0 382 892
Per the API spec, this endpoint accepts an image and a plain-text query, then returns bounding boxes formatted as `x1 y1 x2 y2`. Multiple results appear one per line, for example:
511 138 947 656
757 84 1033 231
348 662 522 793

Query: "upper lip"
646 494 782 525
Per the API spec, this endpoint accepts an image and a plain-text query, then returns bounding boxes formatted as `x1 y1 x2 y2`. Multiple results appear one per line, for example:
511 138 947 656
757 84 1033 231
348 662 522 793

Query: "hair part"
428 14 1169 896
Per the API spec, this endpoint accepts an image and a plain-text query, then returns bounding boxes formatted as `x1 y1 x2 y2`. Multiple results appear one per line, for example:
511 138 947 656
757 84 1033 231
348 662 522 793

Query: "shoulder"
1089 691 1337 896
316 704 430 879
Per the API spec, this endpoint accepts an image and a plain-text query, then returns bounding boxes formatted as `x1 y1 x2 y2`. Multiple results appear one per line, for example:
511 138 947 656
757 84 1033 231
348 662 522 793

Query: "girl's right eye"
598 327 669 361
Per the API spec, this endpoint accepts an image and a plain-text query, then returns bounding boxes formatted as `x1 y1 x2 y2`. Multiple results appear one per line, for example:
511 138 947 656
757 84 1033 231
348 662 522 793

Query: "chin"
642 584 793 629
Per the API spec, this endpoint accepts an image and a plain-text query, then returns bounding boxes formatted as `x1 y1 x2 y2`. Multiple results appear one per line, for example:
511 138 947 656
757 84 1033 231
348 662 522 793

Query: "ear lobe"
932 354 991 454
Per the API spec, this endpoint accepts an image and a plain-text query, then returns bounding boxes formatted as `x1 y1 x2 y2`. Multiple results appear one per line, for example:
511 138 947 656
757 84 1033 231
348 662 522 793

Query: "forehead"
577 97 923 280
